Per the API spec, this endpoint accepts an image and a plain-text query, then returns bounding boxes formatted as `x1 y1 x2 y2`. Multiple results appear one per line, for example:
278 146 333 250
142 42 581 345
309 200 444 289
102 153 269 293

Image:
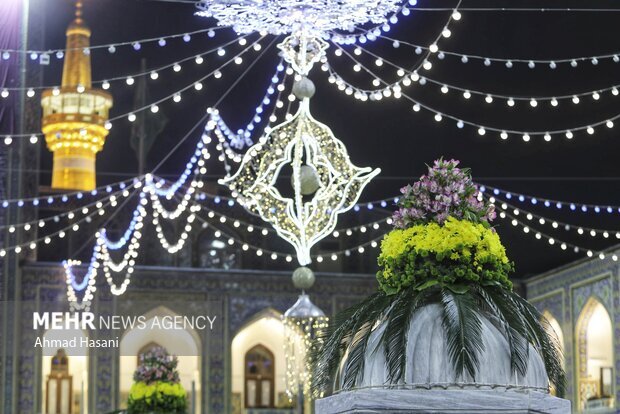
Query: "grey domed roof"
338 304 549 391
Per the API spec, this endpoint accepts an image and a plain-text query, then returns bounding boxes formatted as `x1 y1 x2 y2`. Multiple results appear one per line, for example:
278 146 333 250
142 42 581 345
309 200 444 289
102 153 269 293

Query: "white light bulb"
507 98 515 107
0 89 8 98
500 131 508 140
128 113 136 122
126 77 134 85
452 10 461 20
587 126 594 135
485 95 493 103
173 63 181 72
434 113 442 122
544 133 551 142
550 98 558 107
194 82 203 91
478 127 486 136
572 96 580 104
150 71 159 80
26 89 35 98
529 99 537 107
4 136 12 145
422 60 432 70
429 44 438 53
29 135 38 144
606 120 614 128
150 105 159 113
463 91 471 99
173 93 181 103
522 134 530 142
565 131 573 139
195 56 204 64
441 29 451 38
440 85 449 94
592 92 600 100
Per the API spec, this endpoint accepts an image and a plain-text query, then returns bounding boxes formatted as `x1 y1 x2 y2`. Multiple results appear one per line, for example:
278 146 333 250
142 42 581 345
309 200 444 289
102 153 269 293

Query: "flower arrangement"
313 159 565 398
127 347 187 414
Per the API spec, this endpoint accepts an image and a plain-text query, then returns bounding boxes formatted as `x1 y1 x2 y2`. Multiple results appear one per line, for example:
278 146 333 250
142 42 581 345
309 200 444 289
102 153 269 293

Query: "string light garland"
0 37 272 146
338 43 620 109
495 206 616 262
2 36 269 140
0 26 228 59
325 58 620 142
488 196 620 241
480 184 620 214
3 34 254 92
376 34 620 69
0 176 137 206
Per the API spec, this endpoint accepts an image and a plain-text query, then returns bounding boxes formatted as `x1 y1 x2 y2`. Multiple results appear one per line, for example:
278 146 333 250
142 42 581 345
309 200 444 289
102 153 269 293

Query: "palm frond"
440 289 484 380
509 291 567 397
311 292 388 394
476 286 530 377
340 294 391 389
382 288 429 383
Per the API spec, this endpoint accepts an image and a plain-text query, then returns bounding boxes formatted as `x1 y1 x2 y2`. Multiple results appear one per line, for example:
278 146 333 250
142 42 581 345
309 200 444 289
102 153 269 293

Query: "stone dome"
338 304 549 391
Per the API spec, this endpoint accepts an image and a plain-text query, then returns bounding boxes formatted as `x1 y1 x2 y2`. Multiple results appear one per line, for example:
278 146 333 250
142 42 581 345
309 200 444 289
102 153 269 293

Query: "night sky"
35 0 620 279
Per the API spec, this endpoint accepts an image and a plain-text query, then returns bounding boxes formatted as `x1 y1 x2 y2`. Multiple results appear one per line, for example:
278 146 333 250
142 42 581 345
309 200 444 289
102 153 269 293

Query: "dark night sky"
35 0 620 278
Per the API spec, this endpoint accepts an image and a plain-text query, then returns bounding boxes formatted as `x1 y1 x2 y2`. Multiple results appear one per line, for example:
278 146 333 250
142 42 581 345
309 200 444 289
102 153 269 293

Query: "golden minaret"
41 0 113 191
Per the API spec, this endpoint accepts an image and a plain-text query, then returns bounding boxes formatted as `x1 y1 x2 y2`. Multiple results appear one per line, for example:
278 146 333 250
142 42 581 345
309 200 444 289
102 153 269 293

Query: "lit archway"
118 306 202 413
40 327 89 414
575 298 614 411
231 309 288 413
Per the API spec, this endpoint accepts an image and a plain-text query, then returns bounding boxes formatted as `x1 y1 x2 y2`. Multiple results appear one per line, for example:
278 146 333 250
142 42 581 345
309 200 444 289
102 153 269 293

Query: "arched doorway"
40 327 89 414
118 306 202 413
231 309 288 414
576 298 614 411
245 344 275 408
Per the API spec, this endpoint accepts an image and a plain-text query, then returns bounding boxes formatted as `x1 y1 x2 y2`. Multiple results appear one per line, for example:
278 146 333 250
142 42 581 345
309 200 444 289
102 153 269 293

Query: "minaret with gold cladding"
41 1 112 191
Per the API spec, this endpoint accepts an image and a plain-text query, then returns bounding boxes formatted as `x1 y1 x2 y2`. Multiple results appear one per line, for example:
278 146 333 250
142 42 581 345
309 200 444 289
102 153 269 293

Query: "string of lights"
329 2 462 45
480 184 620 213
489 196 620 240
2 35 254 92
0 186 128 231
0 176 137 205
0 189 123 257
338 43 620 108
2 36 269 140
0 26 229 58
377 33 620 69
495 207 616 262
325 56 620 142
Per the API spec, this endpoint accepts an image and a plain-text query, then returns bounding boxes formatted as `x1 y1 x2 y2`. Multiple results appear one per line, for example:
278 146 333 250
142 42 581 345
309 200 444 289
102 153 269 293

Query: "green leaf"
415 280 439 291
446 283 470 294
440 289 484 379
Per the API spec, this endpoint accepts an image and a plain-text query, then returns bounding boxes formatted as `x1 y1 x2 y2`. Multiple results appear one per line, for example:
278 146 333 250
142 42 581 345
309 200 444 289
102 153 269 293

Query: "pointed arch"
575 297 614 411
119 305 202 413
231 308 286 412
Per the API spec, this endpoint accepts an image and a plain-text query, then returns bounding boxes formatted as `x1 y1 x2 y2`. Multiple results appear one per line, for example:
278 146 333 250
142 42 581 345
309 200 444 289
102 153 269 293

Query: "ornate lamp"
283 267 329 410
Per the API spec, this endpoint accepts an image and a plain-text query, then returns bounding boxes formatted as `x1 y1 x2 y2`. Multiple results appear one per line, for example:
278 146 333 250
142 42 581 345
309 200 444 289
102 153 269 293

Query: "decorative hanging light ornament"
220 37 380 264
283 267 328 405
195 0 402 37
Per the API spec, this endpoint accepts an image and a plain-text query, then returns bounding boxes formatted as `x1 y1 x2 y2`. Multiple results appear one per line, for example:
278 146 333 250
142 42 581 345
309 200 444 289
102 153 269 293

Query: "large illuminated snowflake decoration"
195 0 403 36
219 97 380 265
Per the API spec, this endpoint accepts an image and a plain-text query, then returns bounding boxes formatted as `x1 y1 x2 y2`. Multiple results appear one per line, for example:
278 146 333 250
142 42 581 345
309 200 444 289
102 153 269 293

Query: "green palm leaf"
381 288 429 383
476 286 530 377
440 289 485 380
511 292 567 397
311 292 388 393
